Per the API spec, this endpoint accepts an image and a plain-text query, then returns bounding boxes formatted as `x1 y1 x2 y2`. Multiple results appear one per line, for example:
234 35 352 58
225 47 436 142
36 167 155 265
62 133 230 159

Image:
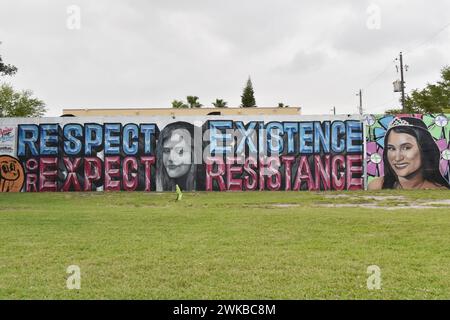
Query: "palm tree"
172 100 188 109
212 99 228 108
187 96 202 108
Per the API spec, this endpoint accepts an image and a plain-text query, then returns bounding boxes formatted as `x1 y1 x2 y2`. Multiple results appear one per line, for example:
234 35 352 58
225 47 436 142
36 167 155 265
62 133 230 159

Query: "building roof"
62 107 302 117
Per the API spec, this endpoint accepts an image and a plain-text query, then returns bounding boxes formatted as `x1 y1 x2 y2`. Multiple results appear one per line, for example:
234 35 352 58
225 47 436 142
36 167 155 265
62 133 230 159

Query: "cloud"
0 0 449 116
275 50 328 74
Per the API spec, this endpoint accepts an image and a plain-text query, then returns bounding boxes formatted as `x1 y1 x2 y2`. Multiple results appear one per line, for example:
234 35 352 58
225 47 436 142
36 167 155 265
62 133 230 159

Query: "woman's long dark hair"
382 118 450 189
155 122 197 191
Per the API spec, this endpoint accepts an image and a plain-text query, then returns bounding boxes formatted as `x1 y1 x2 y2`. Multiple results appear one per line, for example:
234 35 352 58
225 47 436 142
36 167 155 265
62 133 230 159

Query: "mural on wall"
203 119 364 191
15 122 158 192
365 114 450 190
0 155 24 192
0 115 365 192
156 121 199 192
0 126 15 155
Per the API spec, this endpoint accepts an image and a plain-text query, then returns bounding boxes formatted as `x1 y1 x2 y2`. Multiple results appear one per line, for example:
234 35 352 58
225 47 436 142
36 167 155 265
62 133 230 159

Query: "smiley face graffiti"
0 155 24 192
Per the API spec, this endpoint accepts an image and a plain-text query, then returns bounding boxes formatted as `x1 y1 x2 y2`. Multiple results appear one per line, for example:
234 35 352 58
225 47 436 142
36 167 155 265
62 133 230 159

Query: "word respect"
17 123 158 156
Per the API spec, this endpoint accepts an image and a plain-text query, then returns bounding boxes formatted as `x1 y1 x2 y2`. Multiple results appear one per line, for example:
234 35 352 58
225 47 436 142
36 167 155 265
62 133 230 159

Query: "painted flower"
363 114 377 127
372 115 394 148
366 141 384 177
436 139 450 179
364 114 377 141
423 114 450 140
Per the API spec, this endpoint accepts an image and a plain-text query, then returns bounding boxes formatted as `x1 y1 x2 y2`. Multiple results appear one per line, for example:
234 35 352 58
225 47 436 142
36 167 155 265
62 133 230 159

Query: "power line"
367 97 398 113
361 21 450 91
362 59 395 90
404 21 450 54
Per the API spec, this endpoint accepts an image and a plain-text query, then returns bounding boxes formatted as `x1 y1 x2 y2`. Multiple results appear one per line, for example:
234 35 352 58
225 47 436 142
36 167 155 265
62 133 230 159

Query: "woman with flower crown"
368 117 450 190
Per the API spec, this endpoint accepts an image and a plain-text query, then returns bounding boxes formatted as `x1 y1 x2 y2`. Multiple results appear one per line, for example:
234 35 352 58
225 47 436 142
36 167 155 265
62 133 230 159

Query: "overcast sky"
0 0 449 117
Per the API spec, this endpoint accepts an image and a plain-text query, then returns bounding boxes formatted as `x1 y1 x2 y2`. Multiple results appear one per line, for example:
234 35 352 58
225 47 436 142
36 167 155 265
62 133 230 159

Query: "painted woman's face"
162 128 192 178
386 131 422 178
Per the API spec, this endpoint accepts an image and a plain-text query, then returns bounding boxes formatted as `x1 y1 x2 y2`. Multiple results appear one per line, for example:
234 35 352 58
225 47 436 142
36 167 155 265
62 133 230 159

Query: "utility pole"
399 52 406 112
356 89 363 115
331 106 336 115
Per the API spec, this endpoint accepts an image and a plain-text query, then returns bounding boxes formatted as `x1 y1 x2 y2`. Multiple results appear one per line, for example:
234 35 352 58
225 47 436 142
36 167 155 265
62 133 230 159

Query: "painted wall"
0 115 364 192
365 114 450 190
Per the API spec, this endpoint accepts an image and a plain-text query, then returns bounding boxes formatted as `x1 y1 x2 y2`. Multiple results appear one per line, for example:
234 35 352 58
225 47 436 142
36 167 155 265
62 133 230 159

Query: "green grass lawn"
0 190 449 299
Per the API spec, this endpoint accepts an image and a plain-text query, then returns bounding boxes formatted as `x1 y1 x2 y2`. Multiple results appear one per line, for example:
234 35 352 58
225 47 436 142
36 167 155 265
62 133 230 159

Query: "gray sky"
0 0 449 117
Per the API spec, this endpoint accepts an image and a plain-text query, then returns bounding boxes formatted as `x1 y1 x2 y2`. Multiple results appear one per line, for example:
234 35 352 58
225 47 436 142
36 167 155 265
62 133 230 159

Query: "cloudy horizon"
0 0 449 117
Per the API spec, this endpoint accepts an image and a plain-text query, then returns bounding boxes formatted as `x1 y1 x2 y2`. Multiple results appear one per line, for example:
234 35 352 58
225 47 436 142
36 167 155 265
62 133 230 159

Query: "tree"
0 42 17 77
0 84 46 117
278 102 289 108
240 77 256 108
186 96 202 108
171 100 188 109
0 57 17 76
388 66 450 114
1 43 45 117
212 99 228 108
